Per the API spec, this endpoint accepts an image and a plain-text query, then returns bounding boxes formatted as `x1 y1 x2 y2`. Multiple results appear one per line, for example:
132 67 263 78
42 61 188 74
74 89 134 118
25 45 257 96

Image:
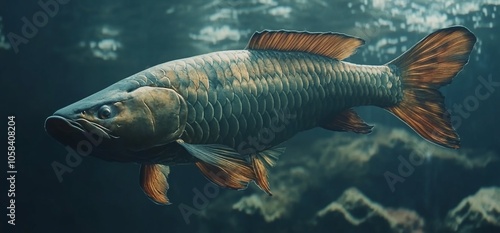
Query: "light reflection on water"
185 0 497 62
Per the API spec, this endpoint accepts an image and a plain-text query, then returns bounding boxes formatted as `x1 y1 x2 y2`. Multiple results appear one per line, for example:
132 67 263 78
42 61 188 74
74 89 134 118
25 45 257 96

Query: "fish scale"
45 27 476 204
151 50 402 149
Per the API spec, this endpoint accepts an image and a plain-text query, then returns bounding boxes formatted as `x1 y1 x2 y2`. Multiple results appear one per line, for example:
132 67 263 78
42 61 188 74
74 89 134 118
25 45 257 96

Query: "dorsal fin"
246 30 365 60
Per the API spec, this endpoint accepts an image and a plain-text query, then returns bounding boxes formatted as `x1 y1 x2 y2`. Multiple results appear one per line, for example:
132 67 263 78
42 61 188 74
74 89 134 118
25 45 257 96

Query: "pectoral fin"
251 147 284 195
176 139 255 190
195 162 253 190
139 164 170 205
321 109 373 134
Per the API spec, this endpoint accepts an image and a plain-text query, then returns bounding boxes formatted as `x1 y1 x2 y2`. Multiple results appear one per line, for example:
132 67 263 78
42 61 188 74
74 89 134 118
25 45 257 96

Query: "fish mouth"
45 116 117 148
45 116 191 163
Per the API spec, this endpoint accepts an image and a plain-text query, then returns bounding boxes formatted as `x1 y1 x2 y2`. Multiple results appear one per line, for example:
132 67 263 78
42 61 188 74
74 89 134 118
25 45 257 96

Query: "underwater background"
1 0 499 232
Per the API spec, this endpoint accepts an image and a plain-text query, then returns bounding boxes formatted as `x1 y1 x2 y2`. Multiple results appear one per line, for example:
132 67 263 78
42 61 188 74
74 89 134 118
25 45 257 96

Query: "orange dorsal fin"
246 30 364 60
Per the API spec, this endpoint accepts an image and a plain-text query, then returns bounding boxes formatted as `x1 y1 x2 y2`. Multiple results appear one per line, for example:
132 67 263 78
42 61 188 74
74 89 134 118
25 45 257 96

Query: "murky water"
1 0 499 232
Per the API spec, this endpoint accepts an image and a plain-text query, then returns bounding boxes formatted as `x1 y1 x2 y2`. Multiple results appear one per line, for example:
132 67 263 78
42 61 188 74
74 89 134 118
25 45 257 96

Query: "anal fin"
139 164 170 205
321 109 373 134
251 147 285 195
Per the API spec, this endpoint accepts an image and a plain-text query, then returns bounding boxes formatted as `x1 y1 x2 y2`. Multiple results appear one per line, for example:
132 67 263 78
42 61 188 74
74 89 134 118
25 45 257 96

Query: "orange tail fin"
386 26 476 149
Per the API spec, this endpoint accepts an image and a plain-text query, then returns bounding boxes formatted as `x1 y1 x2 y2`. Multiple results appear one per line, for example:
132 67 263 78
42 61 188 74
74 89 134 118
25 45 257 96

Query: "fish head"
45 79 188 162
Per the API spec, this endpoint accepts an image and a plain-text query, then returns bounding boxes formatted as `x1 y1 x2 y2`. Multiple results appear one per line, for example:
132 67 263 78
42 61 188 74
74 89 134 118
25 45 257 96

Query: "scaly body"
142 50 402 149
45 26 476 205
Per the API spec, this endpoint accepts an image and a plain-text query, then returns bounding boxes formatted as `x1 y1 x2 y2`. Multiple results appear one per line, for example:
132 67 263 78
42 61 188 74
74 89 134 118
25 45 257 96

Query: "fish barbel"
45 26 476 204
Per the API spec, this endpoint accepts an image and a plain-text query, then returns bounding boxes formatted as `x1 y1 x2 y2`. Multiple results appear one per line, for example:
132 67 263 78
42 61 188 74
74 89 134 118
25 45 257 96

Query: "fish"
45 26 476 205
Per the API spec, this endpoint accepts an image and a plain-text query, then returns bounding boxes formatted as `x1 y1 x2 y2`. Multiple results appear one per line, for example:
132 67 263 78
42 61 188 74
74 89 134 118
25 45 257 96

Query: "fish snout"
45 115 89 144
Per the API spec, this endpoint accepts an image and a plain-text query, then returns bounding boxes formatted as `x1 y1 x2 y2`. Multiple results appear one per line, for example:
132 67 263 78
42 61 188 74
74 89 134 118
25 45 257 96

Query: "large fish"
45 26 476 204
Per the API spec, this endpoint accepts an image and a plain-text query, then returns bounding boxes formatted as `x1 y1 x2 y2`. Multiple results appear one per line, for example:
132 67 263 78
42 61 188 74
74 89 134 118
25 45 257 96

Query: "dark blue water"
1 0 499 232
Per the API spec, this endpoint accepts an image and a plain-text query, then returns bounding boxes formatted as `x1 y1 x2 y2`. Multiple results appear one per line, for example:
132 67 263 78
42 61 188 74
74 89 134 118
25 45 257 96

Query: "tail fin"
386 26 476 149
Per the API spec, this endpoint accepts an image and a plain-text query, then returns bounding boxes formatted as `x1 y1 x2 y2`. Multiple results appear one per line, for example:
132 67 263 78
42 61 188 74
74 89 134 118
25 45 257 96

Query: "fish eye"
97 105 114 119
